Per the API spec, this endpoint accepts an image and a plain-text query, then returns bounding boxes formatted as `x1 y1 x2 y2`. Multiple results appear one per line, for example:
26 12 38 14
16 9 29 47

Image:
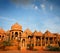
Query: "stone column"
9 32 11 40
20 37 22 49
53 37 54 44
56 37 58 45
25 38 27 48
14 31 15 40
34 36 36 47
41 36 42 46
45 37 46 46
48 37 50 45
18 31 19 37
26 37 28 48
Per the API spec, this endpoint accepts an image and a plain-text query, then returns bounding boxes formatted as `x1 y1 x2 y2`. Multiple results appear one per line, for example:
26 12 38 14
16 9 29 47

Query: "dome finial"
15 22 18 24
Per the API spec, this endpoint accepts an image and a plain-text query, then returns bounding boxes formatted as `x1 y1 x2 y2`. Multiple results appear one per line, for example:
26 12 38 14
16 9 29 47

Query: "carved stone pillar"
25 37 27 47
13 31 15 39
45 37 46 46
48 37 50 45
17 31 18 38
56 37 58 45
41 36 42 46
53 37 54 44
10 32 12 40
34 36 36 47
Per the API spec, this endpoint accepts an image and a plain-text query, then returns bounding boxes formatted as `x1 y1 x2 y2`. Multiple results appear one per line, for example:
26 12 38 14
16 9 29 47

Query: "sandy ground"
0 50 60 53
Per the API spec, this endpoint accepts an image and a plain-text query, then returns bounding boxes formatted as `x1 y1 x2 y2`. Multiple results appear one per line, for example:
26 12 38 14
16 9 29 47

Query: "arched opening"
2 35 4 40
36 36 40 46
0 35 1 40
2 36 4 38
0 35 1 38
15 32 18 37
22 39 25 47
12 35 14 39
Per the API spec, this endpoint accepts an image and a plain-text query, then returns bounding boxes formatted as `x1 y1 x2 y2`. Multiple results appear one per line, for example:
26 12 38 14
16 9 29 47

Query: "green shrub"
32 48 38 51
46 45 60 51
2 41 11 46
17 46 20 50
27 44 34 50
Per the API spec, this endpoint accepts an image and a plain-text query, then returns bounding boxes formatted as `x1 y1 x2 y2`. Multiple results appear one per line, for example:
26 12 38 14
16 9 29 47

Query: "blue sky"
0 0 60 33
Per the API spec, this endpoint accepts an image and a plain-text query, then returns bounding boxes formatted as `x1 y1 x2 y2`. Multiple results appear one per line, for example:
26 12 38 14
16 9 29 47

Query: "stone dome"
0 28 5 34
11 23 22 30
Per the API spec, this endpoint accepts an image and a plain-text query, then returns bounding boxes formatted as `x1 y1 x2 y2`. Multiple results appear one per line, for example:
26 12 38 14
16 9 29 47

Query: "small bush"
46 45 60 51
17 46 20 50
27 44 34 50
32 48 38 51
2 41 11 46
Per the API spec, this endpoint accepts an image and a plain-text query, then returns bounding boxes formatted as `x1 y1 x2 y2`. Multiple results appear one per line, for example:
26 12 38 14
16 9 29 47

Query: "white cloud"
40 4 45 10
34 6 38 10
32 4 38 10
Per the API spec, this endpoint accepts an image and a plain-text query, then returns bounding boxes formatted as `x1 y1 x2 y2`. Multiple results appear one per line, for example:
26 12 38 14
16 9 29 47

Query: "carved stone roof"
22 32 27 37
44 30 56 37
33 31 43 36
24 28 32 36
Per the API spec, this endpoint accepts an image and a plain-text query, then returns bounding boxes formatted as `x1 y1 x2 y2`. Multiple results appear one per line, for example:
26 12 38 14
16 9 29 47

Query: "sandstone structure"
0 23 60 50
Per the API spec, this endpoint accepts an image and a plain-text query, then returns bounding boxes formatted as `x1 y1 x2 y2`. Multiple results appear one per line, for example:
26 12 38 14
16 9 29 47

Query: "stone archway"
36 36 40 46
15 32 18 40
0 35 1 40
0 35 1 38
22 39 25 47
15 32 18 37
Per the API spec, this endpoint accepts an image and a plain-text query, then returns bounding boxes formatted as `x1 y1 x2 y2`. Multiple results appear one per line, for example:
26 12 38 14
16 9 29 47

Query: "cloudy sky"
0 0 60 33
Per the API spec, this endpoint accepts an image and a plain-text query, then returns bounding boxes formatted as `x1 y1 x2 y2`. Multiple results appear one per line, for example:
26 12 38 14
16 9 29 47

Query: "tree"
58 40 60 47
